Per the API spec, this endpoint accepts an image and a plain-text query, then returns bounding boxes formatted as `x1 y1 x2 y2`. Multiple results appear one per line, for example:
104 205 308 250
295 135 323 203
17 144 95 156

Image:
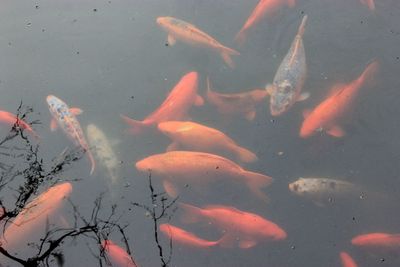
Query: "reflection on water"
0 0 400 266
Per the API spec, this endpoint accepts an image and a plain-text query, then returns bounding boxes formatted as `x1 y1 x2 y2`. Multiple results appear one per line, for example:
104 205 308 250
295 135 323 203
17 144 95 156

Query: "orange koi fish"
235 0 296 45
160 223 219 248
121 72 203 135
351 232 400 249
0 110 39 138
47 95 95 174
158 121 258 163
157 17 240 68
135 151 272 201
340 252 358 267
1 182 72 249
300 61 379 138
180 203 287 249
360 0 375 10
206 78 268 121
102 240 138 267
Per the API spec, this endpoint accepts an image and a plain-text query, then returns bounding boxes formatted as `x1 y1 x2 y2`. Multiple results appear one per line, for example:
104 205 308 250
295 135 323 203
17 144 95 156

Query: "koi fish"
0 110 39 138
360 0 375 10
288 177 367 206
340 252 358 267
300 61 379 138
46 95 95 175
206 78 268 121
2 182 72 249
86 124 120 188
160 223 219 248
235 0 296 45
351 233 400 249
121 72 203 135
266 15 309 116
179 203 287 249
157 121 258 163
156 17 240 68
102 240 138 267
135 151 272 201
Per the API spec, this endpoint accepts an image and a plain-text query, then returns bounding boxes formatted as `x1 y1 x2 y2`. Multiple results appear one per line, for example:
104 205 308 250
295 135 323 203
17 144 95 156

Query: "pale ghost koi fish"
266 15 309 116
87 124 120 191
157 16 240 68
46 95 95 175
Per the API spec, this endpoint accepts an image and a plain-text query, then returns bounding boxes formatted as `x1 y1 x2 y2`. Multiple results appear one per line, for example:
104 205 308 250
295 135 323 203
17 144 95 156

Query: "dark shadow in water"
132 173 178 267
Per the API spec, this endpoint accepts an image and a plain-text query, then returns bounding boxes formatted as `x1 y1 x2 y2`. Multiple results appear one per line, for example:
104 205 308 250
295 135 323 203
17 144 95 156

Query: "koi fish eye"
292 184 299 191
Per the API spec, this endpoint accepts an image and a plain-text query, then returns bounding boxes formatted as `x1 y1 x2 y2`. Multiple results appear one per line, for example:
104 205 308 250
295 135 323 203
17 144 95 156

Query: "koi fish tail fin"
360 0 375 10
179 202 205 224
359 60 379 86
297 15 308 38
288 0 296 8
234 28 248 47
243 171 273 202
219 46 240 69
120 114 148 135
234 146 258 163
88 150 96 175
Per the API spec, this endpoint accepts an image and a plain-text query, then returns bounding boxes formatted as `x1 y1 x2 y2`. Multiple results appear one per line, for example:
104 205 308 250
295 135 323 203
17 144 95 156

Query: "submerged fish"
235 0 296 45
2 182 72 249
180 203 287 249
266 15 309 116
351 233 400 250
135 151 272 201
300 61 379 138
47 95 95 175
340 252 358 267
156 16 240 68
0 110 39 138
86 124 120 185
160 223 219 248
121 72 203 135
360 0 375 10
102 240 138 267
206 78 268 121
157 121 258 163
288 177 368 206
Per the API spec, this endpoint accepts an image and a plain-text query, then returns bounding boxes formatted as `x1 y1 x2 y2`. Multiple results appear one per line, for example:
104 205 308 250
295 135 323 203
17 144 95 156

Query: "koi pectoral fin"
50 119 58 131
297 92 310 102
245 110 256 121
239 240 257 249
70 107 83 115
166 142 180 152
194 95 204 106
326 125 345 138
167 34 176 46
163 180 179 198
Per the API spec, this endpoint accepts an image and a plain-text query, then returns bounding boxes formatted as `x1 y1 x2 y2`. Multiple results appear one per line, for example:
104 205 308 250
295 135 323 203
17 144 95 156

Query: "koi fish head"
288 178 314 196
261 223 287 241
135 156 157 173
156 16 176 31
46 95 64 115
268 81 296 116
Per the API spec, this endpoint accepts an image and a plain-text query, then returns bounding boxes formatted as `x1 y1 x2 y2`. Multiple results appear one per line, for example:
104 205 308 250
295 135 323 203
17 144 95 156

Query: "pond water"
0 0 400 266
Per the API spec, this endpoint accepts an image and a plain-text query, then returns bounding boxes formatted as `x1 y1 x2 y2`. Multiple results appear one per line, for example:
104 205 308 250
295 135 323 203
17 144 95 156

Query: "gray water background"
1 0 400 266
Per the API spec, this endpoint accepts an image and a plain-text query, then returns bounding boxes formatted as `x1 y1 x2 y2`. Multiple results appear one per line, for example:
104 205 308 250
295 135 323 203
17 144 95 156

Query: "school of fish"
0 0 391 266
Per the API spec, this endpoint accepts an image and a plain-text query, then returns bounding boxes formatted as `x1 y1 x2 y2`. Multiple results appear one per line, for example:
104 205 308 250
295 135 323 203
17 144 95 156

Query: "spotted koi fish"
46 95 95 175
